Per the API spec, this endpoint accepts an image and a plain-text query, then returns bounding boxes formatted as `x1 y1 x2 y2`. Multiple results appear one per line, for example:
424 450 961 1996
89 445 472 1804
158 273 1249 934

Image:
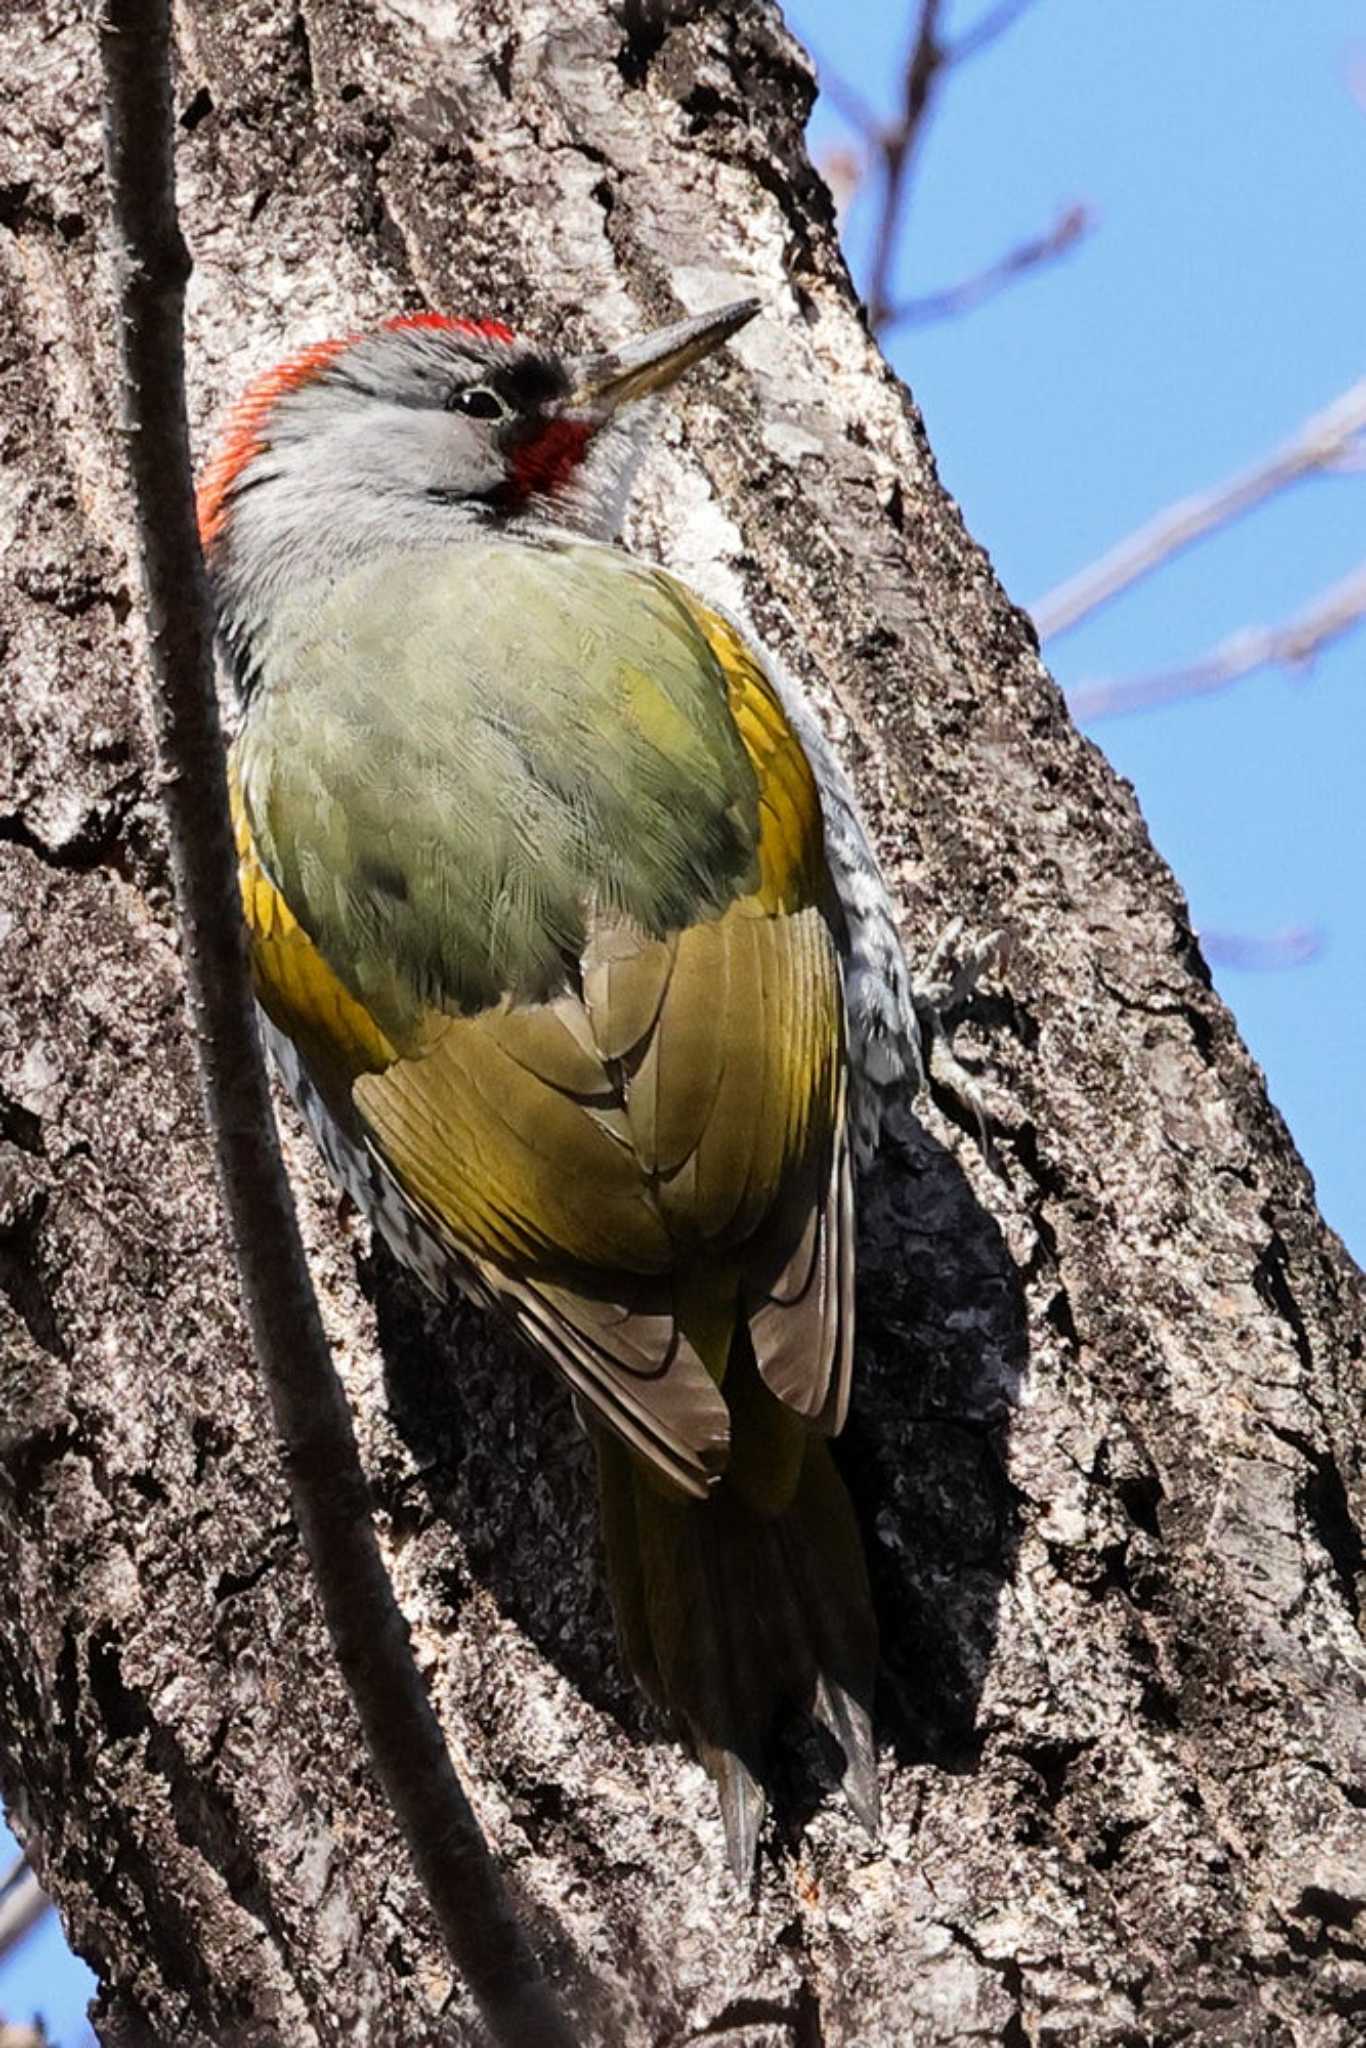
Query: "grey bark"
94 7 573 2037
1 2 1363 2044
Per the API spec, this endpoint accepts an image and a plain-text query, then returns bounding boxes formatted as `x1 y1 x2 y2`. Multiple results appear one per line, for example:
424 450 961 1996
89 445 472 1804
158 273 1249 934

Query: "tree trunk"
2 3 1363 2042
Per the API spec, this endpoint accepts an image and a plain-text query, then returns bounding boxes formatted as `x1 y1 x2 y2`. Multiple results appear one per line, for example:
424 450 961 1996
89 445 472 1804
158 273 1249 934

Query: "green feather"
236 536 761 1035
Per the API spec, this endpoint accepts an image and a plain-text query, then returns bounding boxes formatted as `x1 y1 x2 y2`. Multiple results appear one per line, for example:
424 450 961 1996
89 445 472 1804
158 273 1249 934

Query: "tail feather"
592 1352 878 1875
778 1441 881 1836
705 1744 767 1883
814 1673 880 1837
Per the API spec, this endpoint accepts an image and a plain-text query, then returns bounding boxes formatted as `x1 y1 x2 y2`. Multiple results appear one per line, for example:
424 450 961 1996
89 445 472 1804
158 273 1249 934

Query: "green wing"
235 538 852 1499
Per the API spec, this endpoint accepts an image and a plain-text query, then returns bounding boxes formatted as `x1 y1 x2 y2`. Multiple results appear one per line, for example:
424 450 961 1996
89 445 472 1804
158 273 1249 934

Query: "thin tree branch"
882 201 1091 328
1202 927 1324 973
1348 48 1366 119
0 1856 45 1966
866 0 946 329
808 0 1042 143
810 55 884 140
803 0 1050 330
1066 561 1366 722
97 6 576 2043
1033 378 1366 641
947 0 1042 64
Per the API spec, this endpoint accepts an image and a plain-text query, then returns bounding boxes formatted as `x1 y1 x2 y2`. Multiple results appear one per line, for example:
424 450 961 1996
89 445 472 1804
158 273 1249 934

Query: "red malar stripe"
510 417 594 498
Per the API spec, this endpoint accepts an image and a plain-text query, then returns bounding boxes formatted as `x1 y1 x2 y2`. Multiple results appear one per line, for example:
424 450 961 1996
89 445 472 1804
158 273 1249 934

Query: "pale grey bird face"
250 323 579 512
204 301 759 693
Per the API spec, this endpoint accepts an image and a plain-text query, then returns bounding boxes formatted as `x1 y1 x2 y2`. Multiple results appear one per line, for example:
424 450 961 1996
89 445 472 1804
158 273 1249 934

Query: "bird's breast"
234 535 804 1034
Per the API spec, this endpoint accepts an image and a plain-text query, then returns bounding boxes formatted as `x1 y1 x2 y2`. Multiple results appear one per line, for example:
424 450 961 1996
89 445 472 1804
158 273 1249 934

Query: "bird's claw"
908 919 1006 1160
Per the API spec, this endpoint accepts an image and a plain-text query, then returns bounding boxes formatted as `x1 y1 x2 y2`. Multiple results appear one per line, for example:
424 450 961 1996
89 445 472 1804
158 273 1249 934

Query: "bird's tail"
592 1332 878 1876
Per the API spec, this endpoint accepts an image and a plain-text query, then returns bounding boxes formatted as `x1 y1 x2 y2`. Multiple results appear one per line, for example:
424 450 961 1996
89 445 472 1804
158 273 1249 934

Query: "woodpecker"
201 300 922 1876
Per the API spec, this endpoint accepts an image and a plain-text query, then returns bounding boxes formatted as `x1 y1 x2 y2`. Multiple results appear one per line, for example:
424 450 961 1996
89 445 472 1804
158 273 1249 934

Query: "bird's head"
200 299 759 686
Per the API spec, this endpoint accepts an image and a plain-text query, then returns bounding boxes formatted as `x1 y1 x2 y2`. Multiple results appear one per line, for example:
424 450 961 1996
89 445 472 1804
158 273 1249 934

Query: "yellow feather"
230 754 396 1117
689 602 826 913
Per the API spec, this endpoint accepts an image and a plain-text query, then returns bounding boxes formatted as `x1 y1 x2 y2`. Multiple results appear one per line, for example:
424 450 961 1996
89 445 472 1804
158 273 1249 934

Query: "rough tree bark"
1 3 1363 2043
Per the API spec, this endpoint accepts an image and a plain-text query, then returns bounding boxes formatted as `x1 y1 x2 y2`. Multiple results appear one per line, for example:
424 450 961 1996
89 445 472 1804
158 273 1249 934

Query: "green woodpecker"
201 301 920 1876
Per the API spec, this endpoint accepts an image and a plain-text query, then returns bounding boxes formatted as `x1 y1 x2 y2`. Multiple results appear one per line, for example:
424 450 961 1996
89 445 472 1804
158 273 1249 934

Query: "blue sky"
3 1 1362 2032
788 0 1366 1261
0 1816 95 2044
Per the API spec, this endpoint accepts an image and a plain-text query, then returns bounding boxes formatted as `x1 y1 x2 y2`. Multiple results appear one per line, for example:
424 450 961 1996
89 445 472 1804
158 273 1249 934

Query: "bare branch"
1202 928 1325 973
802 0 1049 330
866 0 947 330
1033 378 1366 641
947 0 1043 64
0 1856 45 1966
96 6 576 2043
1348 47 1366 118
810 54 885 140
808 0 1042 142
1067 560 1366 722
883 201 1091 328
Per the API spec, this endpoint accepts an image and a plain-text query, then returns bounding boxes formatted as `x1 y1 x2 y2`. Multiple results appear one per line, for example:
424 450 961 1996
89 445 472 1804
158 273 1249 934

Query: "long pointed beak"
566 298 760 415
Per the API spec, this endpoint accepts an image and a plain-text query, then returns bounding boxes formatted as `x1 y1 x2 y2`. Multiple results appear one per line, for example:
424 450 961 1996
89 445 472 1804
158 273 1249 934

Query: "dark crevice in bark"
0 780 143 879
212 1519 298 1603
686 1993 808 2041
87 1632 151 1743
614 2 690 86
0 1422 80 1510
1094 958 1219 1062
288 7 315 97
0 179 35 227
1016 1735 1091 1807
1253 1225 1316 1375
0 1201 66 1361
148 1725 286 1943
84 1628 304 2004
940 1917 1029 2045
1265 1422 1365 1623
1113 1465 1164 1539
487 34 516 101
0 1088 44 1157
178 85 214 130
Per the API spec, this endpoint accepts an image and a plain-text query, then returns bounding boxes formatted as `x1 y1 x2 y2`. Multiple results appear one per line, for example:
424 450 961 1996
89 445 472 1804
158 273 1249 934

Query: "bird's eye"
448 384 509 421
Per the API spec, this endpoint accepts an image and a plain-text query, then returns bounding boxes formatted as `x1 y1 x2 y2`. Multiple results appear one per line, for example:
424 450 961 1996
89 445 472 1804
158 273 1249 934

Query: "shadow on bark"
849 1117 1028 1777
366 1109 1028 1842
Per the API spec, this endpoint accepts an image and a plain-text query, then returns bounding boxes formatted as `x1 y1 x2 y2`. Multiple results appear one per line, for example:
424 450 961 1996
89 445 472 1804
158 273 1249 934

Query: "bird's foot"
908 917 1006 1157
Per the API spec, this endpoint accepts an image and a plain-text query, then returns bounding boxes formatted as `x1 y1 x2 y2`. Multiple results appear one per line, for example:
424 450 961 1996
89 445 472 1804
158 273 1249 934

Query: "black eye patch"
444 356 570 425
495 356 572 411
448 385 508 420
